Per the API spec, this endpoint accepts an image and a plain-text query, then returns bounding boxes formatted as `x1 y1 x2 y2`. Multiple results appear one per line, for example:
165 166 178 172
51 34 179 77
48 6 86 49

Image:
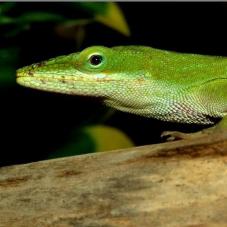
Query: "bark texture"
0 133 227 227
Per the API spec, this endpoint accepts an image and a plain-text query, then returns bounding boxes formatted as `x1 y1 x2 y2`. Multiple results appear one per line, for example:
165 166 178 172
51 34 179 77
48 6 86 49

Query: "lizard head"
17 46 153 111
17 46 151 95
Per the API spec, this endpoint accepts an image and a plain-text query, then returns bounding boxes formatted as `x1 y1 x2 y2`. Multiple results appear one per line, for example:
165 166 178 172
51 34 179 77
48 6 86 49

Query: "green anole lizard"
16 46 227 140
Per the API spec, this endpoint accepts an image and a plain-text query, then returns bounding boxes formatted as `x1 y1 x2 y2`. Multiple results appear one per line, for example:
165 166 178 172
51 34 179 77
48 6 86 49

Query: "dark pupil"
90 55 103 66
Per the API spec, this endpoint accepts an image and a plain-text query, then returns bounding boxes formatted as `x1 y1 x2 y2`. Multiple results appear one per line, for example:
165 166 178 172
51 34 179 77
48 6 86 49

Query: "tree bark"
1 133 227 227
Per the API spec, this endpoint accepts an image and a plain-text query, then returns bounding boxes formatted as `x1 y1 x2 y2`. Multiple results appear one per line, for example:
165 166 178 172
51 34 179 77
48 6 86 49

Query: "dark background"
1 2 227 166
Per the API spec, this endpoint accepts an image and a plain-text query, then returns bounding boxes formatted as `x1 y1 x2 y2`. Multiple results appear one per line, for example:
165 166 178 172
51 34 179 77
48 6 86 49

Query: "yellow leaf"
95 2 130 36
85 125 134 152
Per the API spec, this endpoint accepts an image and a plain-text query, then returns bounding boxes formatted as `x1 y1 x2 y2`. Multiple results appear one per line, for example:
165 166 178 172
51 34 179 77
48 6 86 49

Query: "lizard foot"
161 130 205 141
161 117 227 141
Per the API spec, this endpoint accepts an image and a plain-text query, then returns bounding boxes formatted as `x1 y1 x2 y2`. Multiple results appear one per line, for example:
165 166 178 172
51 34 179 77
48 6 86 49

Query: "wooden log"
0 133 227 227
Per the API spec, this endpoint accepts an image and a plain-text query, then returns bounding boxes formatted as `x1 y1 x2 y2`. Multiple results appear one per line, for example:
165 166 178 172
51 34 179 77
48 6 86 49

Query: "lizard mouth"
16 76 75 94
16 73 114 97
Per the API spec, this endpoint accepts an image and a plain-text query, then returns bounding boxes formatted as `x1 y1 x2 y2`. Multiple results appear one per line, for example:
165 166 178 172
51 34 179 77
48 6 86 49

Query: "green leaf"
85 125 134 152
47 124 134 159
95 2 130 36
0 48 19 85
0 12 65 37
0 15 14 25
74 2 130 36
76 2 107 15
18 12 65 24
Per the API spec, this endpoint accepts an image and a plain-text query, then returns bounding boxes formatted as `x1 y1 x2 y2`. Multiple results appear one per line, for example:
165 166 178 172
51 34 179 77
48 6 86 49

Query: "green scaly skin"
16 46 227 140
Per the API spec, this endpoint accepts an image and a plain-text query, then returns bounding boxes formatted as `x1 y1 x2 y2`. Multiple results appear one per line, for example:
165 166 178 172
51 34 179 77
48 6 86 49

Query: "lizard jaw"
16 74 113 97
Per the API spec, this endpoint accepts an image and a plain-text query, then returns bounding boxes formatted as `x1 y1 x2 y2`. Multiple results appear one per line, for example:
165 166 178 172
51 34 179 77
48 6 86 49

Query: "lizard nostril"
28 70 34 76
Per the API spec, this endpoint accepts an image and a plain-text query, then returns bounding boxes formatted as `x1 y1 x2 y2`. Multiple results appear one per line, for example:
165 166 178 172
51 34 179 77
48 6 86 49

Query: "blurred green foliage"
0 47 19 85
48 125 134 159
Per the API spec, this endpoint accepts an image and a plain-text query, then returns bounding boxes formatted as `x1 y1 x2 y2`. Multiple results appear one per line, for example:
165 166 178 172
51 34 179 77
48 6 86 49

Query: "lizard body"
16 46 227 138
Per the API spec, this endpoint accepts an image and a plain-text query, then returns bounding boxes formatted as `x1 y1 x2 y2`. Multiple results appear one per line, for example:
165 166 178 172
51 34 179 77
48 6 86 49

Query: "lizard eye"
88 54 103 67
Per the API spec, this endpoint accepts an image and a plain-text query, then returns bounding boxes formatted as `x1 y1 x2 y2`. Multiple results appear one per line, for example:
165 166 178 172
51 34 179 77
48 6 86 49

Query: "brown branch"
1 133 227 227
